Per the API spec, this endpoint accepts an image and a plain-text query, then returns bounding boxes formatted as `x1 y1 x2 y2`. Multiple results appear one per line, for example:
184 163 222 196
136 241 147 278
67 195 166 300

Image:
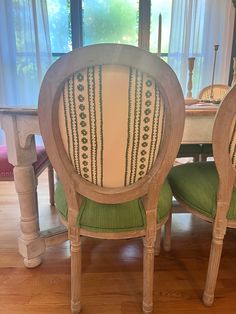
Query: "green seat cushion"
201 144 213 155
177 144 202 157
55 179 172 233
168 161 236 220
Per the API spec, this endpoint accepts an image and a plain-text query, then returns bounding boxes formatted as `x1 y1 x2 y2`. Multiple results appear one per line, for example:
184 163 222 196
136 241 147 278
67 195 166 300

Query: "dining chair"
198 84 229 101
0 145 54 206
168 84 236 306
38 44 185 313
198 84 229 161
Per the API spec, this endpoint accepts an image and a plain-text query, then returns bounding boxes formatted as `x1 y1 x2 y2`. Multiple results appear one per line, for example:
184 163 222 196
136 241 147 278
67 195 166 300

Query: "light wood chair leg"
193 154 200 162
35 177 39 217
163 214 171 252
200 154 208 162
154 227 161 256
143 237 155 314
71 232 81 313
202 231 225 306
48 163 54 206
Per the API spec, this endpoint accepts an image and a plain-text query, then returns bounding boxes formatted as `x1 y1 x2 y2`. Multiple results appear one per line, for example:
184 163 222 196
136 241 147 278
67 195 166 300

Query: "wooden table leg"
2 115 45 268
0 112 68 268
14 165 45 267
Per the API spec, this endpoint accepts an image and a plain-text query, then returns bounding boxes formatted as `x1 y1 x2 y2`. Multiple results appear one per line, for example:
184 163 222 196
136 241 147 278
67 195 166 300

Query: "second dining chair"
198 84 230 161
0 145 54 206
169 84 236 306
38 44 185 313
198 84 229 101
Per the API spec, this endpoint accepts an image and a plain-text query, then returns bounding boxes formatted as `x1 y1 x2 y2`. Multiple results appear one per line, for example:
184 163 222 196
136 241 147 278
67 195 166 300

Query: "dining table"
0 101 218 268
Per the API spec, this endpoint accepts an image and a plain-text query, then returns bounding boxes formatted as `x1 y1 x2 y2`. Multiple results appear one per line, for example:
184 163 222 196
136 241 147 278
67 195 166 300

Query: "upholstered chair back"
229 116 236 169
58 65 165 188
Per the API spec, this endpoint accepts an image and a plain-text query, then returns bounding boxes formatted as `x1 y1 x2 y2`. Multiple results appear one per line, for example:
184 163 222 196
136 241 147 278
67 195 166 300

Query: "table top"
185 104 218 116
0 107 38 115
0 101 218 117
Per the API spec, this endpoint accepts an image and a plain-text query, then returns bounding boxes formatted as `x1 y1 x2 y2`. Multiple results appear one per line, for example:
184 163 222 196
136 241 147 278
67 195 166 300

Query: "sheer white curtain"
168 0 235 97
0 0 52 143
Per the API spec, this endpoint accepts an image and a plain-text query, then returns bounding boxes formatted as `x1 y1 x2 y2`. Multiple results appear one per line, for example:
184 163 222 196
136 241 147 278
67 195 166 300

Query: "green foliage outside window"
83 0 139 46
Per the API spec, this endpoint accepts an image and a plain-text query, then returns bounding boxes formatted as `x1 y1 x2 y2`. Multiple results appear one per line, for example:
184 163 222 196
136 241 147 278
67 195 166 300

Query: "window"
83 0 139 46
47 0 72 61
150 0 172 61
47 0 173 61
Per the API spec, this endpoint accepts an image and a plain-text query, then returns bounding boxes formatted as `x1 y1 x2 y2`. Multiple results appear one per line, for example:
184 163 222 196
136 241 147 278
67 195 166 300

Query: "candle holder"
187 57 195 99
157 13 162 57
210 44 219 99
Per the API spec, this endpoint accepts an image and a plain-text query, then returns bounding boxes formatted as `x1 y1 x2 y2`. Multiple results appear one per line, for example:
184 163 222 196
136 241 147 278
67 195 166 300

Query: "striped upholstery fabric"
58 65 165 188
229 115 236 168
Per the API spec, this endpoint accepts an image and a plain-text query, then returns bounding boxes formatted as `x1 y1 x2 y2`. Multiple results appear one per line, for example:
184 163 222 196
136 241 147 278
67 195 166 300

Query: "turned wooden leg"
35 176 39 217
14 165 45 268
48 163 54 206
163 214 171 252
70 229 82 313
203 231 225 306
200 153 208 162
154 228 161 256
143 237 155 314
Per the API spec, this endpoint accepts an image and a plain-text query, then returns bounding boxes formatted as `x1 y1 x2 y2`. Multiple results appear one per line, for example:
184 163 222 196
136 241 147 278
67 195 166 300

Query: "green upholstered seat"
177 144 202 157
55 179 172 233
168 162 236 220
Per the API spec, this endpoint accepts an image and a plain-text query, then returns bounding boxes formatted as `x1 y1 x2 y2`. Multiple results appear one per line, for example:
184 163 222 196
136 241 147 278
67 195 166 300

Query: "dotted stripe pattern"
61 65 165 187
124 69 165 185
62 67 103 184
229 116 236 168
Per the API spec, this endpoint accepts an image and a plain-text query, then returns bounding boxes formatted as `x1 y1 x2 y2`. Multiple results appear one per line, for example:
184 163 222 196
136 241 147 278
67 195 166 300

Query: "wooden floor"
1 171 236 314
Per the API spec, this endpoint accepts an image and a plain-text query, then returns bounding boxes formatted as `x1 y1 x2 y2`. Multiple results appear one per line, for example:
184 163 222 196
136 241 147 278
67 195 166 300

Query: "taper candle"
157 13 162 56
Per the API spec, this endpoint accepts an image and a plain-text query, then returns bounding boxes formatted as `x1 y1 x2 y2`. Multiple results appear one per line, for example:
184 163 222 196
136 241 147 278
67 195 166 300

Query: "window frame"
51 0 168 59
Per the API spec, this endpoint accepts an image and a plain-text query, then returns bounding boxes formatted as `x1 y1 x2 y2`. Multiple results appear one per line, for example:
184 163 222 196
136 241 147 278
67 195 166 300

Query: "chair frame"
38 44 185 313
202 84 236 305
174 85 236 306
198 84 229 100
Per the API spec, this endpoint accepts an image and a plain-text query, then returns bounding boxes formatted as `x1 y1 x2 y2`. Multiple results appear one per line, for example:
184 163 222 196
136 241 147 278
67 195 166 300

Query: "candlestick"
157 13 162 57
210 44 219 99
187 57 195 98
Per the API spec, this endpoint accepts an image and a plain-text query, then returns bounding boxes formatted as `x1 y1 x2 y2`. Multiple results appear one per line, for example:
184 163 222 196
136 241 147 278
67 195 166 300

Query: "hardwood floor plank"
1 171 236 313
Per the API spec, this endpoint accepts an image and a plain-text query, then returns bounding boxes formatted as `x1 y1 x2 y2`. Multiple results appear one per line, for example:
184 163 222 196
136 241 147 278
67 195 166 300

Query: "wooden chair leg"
193 154 200 162
154 227 161 256
70 230 81 314
163 214 172 252
202 230 225 306
143 236 155 314
200 154 208 162
35 177 39 217
48 163 54 206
